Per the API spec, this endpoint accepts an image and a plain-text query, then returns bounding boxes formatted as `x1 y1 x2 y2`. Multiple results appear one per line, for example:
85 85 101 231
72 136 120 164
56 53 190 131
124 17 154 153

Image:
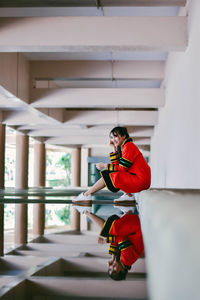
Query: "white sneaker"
113 193 135 203
72 192 92 202
72 205 92 214
114 205 135 214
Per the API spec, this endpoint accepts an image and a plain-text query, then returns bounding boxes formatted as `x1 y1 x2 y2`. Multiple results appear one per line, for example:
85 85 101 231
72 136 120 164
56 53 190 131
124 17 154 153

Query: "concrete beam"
31 88 165 109
0 17 187 52
0 96 24 109
0 0 187 7
28 126 154 137
45 136 151 146
30 60 165 80
4 107 157 127
64 110 158 126
27 277 147 299
0 7 186 18
37 108 65 122
3 110 53 126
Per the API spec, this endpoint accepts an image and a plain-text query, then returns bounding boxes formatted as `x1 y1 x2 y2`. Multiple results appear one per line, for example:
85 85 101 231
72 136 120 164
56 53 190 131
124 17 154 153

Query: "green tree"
56 153 71 186
55 205 71 225
46 154 53 167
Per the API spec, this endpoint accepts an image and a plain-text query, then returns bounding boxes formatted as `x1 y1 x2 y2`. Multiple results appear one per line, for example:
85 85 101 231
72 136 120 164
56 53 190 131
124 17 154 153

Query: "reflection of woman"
73 126 151 202
74 206 144 281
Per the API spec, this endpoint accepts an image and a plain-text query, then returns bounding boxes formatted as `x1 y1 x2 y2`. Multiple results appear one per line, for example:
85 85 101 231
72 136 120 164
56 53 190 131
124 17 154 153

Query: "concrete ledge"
139 189 200 300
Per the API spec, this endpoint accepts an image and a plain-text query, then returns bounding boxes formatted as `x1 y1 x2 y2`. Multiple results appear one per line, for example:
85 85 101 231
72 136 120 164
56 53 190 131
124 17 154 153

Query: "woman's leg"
84 178 105 196
84 211 105 228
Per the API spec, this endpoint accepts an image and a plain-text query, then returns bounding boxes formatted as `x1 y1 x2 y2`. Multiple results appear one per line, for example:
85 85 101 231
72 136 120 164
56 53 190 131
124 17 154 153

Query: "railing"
0 187 123 204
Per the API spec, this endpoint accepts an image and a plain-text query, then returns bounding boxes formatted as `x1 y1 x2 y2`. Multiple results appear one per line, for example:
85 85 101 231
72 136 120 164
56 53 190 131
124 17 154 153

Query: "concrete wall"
0 53 30 103
150 0 200 188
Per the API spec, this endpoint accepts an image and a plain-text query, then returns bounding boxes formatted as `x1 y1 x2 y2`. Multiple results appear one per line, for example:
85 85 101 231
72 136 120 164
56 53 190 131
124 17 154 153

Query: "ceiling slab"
0 1 187 149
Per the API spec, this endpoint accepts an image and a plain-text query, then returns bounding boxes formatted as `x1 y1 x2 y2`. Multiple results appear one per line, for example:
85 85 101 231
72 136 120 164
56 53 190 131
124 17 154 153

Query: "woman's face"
110 133 126 147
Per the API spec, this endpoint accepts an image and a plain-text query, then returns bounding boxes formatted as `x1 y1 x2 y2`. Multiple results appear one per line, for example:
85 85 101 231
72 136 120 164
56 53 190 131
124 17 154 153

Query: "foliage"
46 154 53 167
47 179 68 187
45 208 54 224
54 205 71 225
56 153 71 186
4 150 72 229
45 205 71 226
5 156 15 183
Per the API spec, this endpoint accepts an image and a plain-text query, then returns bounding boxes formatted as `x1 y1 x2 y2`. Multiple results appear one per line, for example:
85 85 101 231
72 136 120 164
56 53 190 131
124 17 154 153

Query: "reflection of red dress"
100 138 151 193
100 213 144 268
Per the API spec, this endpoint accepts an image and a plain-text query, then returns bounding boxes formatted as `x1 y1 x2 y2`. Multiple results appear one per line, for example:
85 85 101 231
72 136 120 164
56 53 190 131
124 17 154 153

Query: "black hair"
109 127 129 156
109 126 129 139
108 268 128 281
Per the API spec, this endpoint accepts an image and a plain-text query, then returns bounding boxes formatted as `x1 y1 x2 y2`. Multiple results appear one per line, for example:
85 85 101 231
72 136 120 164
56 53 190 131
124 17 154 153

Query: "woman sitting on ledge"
73 126 151 202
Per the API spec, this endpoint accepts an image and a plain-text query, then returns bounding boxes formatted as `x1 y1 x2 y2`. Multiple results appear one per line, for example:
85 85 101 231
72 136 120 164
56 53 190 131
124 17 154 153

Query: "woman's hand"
96 162 107 170
98 236 106 244
108 255 116 265
109 139 117 152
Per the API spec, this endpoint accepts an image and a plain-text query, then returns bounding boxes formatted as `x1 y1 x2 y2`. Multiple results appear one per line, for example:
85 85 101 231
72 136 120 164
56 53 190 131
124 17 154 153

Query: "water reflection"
72 200 137 216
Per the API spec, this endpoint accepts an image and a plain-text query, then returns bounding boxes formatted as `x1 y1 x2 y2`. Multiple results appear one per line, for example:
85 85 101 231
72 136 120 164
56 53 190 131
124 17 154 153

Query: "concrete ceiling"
0 1 188 151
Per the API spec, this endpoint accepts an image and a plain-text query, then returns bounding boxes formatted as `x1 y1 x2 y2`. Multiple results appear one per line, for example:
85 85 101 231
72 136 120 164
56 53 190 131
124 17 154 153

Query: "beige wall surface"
150 0 200 188
0 53 30 103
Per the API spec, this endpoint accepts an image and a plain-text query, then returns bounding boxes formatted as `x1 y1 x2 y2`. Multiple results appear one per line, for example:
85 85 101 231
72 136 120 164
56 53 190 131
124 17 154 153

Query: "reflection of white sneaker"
113 193 135 203
72 205 92 214
114 205 135 214
72 192 92 202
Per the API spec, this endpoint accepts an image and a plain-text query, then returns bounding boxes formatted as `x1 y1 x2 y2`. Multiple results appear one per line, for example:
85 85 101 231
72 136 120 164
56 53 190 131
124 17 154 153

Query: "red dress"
100 138 151 193
100 213 144 268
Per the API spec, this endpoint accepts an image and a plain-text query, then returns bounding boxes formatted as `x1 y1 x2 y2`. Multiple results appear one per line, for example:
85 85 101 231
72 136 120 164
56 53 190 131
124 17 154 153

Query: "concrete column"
33 142 46 236
0 124 5 256
81 147 90 187
15 133 29 245
71 148 81 231
71 148 81 187
81 147 90 231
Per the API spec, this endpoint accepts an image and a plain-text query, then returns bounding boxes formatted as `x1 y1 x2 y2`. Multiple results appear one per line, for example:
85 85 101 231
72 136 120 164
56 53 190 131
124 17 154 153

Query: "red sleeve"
109 214 141 237
111 236 140 267
108 236 120 255
119 241 140 266
100 215 120 237
109 151 120 166
108 236 124 256
107 143 140 172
